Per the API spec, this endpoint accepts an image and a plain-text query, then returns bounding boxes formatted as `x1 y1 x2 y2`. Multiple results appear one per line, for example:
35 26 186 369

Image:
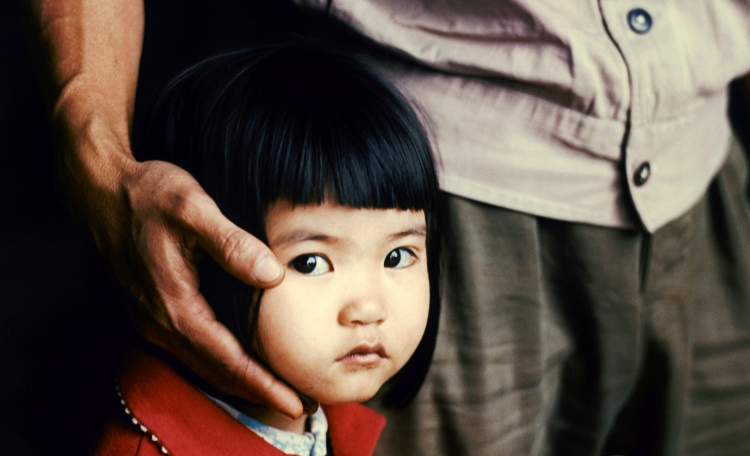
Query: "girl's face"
258 199 430 405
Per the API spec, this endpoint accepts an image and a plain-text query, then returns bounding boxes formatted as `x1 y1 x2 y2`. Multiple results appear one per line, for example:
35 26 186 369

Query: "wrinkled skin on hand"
53 103 303 418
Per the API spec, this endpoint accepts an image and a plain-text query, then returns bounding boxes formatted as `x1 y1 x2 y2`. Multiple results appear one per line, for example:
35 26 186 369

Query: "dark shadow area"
1 3 128 455
601 340 671 456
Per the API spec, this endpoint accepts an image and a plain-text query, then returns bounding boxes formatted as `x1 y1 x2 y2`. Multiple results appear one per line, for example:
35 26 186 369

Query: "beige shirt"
297 0 750 232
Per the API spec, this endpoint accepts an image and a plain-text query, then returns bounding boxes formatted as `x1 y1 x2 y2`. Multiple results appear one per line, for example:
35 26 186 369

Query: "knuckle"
220 230 255 268
169 295 214 337
258 373 275 397
229 357 270 399
170 191 202 225
195 356 243 396
135 287 192 335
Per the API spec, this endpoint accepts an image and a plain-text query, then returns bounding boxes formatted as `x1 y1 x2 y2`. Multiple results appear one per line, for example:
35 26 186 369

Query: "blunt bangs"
141 42 437 241
251 53 437 214
253 55 437 248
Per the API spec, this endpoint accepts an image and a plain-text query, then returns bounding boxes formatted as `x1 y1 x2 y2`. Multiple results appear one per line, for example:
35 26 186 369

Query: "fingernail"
253 255 282 283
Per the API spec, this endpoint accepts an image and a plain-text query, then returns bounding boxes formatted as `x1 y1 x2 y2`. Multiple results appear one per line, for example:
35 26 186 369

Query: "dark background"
2 1 750 454
2 3 122 455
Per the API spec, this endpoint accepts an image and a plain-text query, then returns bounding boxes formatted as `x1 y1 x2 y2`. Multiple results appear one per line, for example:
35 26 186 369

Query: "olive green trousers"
372 137 750 456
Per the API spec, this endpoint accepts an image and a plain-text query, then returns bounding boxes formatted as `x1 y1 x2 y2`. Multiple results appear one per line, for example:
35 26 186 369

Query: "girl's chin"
301 382 383 405
285 364 398 405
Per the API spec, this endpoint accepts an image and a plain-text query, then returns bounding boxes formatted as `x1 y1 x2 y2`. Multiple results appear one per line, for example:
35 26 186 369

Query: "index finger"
174 189 284 289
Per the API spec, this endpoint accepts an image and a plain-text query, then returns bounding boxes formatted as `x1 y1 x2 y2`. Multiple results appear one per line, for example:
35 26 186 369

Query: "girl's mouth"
336 343 387 366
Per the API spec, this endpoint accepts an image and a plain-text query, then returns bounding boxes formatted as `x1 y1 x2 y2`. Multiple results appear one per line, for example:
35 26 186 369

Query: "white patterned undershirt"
205 393 328 456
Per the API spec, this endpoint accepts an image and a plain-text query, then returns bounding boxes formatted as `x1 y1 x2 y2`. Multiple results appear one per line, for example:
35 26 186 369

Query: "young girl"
93 41 440 456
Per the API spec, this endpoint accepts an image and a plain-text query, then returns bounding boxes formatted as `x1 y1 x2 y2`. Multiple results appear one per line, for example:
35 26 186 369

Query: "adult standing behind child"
28 0 750 455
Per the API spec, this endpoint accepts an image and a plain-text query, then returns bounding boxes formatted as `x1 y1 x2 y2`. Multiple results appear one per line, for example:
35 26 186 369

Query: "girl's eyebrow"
388 225 427 242
270 225 427 248
270 230 336 248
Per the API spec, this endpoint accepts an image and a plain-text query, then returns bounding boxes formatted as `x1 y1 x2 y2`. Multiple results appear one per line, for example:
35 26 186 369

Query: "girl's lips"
336 343 387 365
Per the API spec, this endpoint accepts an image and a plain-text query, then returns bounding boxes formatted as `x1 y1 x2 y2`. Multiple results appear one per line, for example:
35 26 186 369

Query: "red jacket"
93 350 386 456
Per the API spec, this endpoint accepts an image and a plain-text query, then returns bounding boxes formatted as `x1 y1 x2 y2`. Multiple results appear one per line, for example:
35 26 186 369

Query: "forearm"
27 0 144 248
29 0 144 195
31 0 143 118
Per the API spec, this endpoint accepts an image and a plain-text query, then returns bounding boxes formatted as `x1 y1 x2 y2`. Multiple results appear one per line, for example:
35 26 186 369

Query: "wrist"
52 76 137 191
53 74 133 148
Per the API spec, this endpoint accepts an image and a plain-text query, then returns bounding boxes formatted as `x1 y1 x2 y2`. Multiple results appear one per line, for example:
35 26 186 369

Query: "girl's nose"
338 278 387 327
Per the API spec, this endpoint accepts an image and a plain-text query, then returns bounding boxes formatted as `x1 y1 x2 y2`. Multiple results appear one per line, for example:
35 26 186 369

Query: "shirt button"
628 8 652 34
634 162 651 186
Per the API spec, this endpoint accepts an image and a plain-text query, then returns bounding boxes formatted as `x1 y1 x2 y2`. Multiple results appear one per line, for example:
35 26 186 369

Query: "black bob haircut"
137 40 440 409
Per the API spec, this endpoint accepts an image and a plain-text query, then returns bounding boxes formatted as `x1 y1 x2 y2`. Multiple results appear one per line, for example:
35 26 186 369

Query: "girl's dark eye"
384 248 415 269
290 254 331 276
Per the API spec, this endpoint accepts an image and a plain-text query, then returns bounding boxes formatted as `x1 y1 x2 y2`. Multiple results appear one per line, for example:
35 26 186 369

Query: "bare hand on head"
54 105 302 419
123 161 302 417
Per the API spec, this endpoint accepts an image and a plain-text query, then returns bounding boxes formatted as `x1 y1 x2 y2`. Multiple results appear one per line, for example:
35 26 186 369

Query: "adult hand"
58 107 301 418
55 105 301 418
32 0 303 419
124 163 303 415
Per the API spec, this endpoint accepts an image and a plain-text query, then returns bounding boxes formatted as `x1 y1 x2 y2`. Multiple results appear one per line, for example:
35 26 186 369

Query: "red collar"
117 349 386 456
